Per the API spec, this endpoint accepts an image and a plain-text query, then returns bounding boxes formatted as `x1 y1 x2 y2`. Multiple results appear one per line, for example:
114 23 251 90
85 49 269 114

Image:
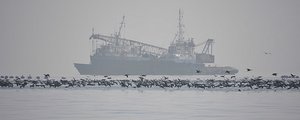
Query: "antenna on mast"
91 27 95 55
92 27 95 35
177 9 184 42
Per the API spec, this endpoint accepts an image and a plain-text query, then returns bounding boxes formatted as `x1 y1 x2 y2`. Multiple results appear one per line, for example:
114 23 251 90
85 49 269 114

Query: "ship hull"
74 56 238 75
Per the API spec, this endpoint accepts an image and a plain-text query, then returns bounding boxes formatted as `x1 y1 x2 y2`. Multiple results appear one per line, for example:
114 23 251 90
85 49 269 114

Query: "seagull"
28 75 33 79
139 76 144 80
291 74 296 78
44 74 50 79
255 76 263 80
264 52 271 55
124 74 129 78
246 68 252 72
272 73 277 76
162 76 168 80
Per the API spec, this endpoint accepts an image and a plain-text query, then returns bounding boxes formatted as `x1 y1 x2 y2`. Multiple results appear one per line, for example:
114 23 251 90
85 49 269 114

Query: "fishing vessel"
74 10 238 75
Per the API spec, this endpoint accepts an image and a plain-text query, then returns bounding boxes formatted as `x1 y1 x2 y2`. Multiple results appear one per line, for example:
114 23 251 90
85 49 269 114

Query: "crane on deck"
89 14 214 63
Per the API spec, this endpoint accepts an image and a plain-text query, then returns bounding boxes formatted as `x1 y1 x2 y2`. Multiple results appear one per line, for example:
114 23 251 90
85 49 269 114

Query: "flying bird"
124 74 129 78
272 73 277 76
196 70 201 73
291 74 296 78
44 74 50 79
139 76 144 80
264 52 271 55
246 68 252 72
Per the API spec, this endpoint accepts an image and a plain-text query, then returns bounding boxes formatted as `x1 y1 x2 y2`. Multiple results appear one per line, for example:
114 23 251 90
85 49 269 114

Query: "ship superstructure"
74 10 238 75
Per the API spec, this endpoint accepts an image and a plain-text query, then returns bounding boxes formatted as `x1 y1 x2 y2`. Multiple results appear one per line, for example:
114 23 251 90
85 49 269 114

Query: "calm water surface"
1 89 300 120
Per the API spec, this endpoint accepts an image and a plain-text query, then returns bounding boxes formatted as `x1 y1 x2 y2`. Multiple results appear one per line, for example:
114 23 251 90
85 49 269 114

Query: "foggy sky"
0 0 300 77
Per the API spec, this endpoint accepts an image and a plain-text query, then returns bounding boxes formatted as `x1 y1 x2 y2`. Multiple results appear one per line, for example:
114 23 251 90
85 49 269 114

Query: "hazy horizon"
1 0 300 77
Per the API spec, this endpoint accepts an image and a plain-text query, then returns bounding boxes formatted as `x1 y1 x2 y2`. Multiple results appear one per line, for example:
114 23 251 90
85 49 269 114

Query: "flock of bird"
196 51 297 79
0 73 299 91
1 51 299 91
196 67 298 80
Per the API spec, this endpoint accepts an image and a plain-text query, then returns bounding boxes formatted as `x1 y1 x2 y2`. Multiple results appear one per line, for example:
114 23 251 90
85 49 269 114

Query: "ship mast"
91 28 95 55
169 9 195 57
114 16 125 46
177 9 184 42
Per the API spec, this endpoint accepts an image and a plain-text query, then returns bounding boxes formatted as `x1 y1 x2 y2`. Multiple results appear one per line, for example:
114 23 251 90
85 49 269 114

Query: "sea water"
1 88 300 120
